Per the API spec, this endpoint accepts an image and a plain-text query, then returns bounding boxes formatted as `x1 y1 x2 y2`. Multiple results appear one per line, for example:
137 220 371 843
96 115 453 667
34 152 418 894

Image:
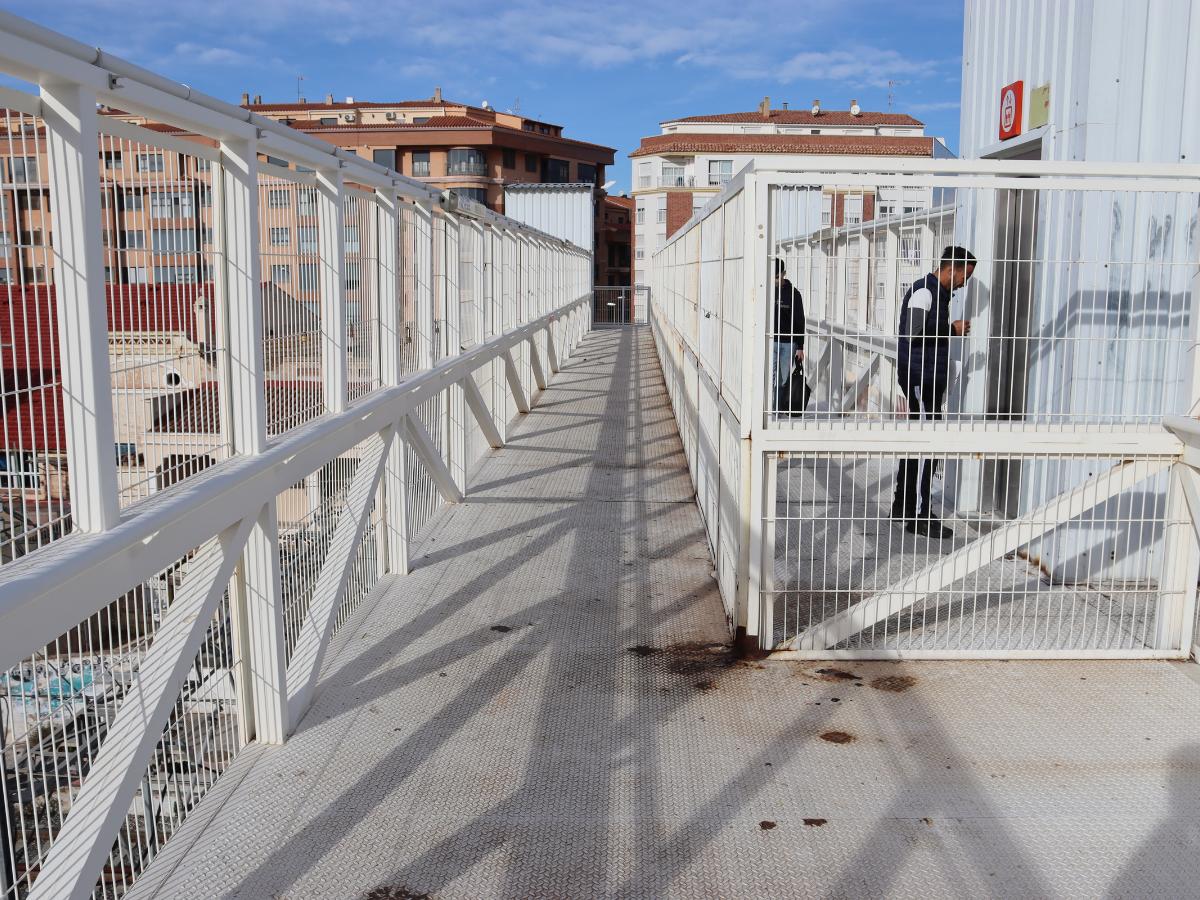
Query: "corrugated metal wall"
960 0 1200 164
503 185 595 253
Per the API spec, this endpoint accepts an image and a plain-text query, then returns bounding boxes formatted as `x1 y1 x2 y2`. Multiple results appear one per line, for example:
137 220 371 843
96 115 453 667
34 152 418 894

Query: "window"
0 452 39 489
319 116 337 125
121 230 145 249
270 227 290 247
152 229 198 252
900 233 921 263
298 225 319 254
114 443 143 467
137 153 165 172
264 155 287 168
373 148 397 170
21 266 47 284
844 195 863 225
662 165 684 187
299 263 320 291
447 148 486 176
122 266 148 284
903 205 920 215
635 248 644 260
9 157 37 183
124 189 144 211
412 151 430 177
636 203 645 225
344 224 360 253
878 204 895 217
502 148 516 169
524 153 538 173
656 199 666 224
19 229 43 247
195 158 212 173
638 162 651 188
154 265 198 284
345 261 361 291
271 264 291 284
16 192 40 213
707 159 732 186
821 195 832 226
457 188 487 204
542 158 570 183
412 116 430 124
577 163 597 184
268 188 291 208
150 192 194 219
298 188 318 217
102 151 122 170
0 268 10 285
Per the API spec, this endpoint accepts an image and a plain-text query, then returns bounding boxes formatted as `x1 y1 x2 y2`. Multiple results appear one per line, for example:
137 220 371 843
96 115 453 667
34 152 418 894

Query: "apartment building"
601 195 633 288
630 98 952 285
244 91 615 262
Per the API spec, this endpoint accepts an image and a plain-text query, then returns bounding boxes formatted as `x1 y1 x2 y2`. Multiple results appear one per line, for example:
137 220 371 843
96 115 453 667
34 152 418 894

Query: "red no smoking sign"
999 80 1023 140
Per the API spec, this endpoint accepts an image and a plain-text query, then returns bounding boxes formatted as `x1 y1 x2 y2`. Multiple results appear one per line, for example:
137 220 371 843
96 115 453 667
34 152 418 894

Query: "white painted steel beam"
286 427 394 722
528 337 549 392
41 81 121 533
784 459 1171 652
27 515 255 900
318 167 349 415
404 414 465 504
544 324 561 375
502 348 531 414
461 374 504 450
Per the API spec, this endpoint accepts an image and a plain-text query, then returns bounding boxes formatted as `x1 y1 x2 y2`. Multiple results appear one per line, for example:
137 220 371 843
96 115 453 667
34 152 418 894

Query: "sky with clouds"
2 0 966 193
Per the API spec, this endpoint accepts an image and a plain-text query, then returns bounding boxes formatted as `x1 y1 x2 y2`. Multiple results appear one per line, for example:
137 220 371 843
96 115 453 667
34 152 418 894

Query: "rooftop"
631 133 937 158
664 108 925 127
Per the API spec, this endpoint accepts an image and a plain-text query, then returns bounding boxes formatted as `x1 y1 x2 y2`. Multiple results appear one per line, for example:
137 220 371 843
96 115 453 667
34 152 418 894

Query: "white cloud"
777 47 928 89
908 99 961 113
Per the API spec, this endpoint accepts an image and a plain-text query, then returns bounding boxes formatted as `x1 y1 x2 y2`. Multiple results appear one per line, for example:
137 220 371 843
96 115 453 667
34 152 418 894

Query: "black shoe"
905 518 953 540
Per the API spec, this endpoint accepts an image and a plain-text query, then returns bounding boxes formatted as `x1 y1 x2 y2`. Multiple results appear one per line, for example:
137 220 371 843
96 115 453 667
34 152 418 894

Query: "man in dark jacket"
773 258 807 414
891 246 976 538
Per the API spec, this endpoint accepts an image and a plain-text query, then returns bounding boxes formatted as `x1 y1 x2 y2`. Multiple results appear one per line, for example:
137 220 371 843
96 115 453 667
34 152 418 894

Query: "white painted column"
217 135 288 744
377 188 410 575
40 82 120 532
317 166 349 414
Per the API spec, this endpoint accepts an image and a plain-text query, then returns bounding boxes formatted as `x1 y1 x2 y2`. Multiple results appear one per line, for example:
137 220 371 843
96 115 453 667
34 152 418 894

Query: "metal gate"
593 285 649 326
649 161 1200 658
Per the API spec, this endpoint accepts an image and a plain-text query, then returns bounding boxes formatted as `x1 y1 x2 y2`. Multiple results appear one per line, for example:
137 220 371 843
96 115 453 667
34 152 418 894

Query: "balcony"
445 160 487 177
4 12 1200 900
637 174 698 189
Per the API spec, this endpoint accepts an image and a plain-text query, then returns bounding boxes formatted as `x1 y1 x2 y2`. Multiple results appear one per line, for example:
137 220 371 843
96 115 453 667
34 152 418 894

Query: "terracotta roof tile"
663 109 924 127
631 134 936 158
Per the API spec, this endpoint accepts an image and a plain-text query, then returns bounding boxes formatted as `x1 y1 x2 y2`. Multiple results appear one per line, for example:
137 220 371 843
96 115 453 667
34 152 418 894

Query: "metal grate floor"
131 329 1200 899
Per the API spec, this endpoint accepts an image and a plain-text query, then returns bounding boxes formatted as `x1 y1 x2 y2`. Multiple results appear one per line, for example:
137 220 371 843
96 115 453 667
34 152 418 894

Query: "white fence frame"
648 160 1200 658
0 13 592 900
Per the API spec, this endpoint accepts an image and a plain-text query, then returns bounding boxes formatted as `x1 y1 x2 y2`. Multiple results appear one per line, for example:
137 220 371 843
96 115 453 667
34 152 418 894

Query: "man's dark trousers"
892 373 946 521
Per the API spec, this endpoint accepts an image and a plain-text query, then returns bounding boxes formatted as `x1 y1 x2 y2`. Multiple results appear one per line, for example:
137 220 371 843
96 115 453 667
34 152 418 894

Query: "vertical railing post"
414 199 436 370
738 173 770 644
317 165 348 414
439 208 468 493
217 135 289 743
377 188 410 575
40 82 120 533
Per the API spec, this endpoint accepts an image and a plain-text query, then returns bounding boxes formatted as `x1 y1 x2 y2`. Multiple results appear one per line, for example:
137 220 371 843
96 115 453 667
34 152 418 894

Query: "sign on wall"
999 80 1024 140
1029 83 1051 130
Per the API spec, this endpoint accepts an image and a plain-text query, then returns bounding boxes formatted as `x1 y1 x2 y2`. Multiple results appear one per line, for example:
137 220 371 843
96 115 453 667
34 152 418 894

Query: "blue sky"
3 0 965 193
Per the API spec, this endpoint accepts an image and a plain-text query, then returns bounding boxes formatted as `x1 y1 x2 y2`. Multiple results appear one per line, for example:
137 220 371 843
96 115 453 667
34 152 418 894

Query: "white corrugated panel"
504 183 595 253
960 0 1200 163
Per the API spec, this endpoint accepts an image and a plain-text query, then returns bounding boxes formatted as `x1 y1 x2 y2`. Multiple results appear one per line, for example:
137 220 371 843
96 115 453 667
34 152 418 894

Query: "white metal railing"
0 13 593 899
648 159 1200 660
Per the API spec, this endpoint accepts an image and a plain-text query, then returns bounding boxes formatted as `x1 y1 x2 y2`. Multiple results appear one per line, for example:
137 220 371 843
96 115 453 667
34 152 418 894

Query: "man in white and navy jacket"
890 246 976 539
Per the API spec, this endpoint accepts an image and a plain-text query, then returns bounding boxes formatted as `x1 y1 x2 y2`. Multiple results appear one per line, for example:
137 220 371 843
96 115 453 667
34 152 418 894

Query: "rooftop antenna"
512 96 521 114
297 74 305 103
887 79 900 112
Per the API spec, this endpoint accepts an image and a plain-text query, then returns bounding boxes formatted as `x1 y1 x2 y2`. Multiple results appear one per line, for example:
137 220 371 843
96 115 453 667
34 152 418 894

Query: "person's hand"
795 349 805 363
953 319 971 336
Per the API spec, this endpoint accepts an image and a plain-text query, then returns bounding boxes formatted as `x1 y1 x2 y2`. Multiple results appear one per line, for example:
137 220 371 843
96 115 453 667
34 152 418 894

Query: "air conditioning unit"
385 111 397 121
342 113 355 122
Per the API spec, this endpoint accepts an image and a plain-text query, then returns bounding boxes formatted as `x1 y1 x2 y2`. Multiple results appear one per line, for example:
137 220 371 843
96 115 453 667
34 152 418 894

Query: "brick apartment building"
600 195 633 288
243 91 620 285
630 98 952 285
